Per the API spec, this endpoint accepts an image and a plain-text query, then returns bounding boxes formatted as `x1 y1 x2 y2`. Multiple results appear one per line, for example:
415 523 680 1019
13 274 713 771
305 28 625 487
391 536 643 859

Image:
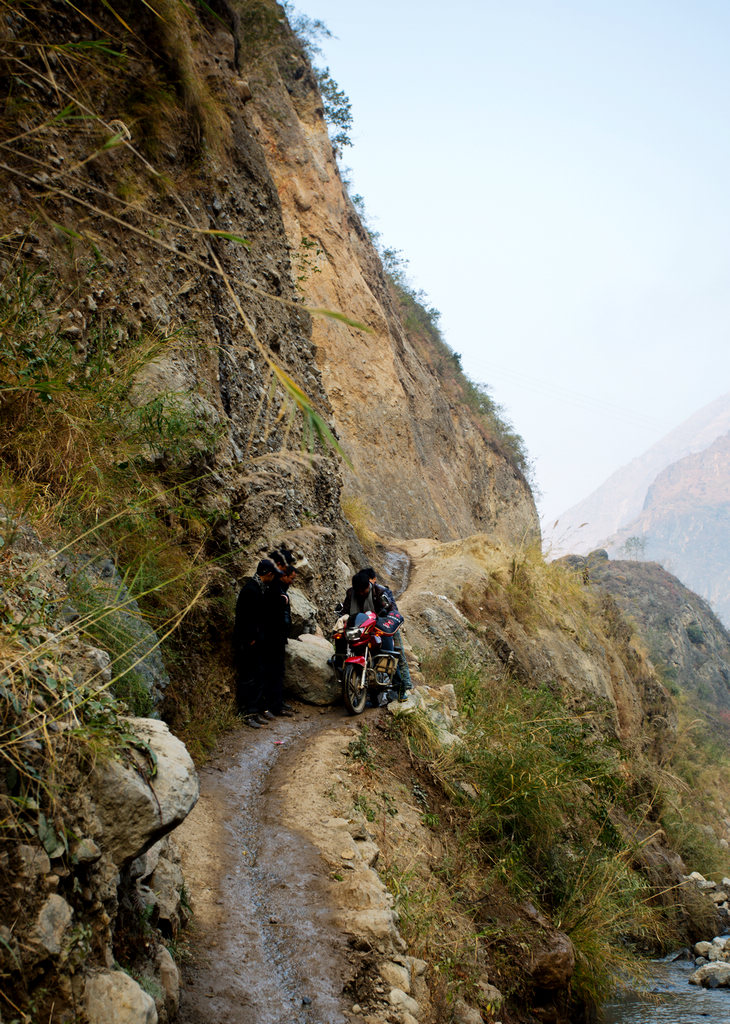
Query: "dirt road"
176 707 358 1024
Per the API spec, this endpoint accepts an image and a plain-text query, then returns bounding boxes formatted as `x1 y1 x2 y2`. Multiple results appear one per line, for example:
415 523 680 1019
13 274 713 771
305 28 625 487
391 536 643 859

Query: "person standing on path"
262 549 297 718
234 558 283 728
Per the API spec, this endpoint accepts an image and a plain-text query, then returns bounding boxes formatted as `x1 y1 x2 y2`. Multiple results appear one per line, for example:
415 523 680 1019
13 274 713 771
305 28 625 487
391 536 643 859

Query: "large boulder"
84 969 158 1024
690 962 730 987
288 587 319 637
90 718 199 866
284 637 340 705
30 895 73 958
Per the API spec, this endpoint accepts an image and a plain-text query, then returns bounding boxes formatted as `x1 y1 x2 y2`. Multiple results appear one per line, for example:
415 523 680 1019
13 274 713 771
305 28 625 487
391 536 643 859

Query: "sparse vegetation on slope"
386 539 730 1018
360 641 729 1019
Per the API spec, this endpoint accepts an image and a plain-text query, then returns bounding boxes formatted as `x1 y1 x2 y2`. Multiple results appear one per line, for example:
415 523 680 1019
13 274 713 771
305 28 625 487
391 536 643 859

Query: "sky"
293 0 730 526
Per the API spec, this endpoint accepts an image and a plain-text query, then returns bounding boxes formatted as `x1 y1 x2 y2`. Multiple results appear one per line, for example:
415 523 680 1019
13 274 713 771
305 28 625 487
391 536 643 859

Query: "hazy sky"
294 0 730 525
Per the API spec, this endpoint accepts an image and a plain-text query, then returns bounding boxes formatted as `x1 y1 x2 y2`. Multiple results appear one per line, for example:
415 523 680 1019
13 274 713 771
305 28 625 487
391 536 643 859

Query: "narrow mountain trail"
175 546 425 1024
175 707 360 1024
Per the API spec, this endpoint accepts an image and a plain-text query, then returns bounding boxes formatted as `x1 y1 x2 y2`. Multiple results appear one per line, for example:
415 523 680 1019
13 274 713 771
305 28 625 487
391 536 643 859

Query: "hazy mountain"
548 392 730 555
606 433 730 625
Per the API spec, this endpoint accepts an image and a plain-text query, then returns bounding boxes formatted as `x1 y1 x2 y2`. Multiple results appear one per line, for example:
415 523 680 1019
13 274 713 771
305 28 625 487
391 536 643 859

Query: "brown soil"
175 705 359 1024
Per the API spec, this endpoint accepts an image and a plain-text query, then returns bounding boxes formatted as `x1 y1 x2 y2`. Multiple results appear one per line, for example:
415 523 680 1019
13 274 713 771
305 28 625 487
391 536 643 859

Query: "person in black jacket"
234 558 283 728
262 550 296 718
340 569 396 620
332 569 398 678
363 567 412 697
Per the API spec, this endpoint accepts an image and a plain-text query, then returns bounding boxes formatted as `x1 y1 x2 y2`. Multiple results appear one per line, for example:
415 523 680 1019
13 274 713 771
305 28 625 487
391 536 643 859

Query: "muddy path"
176 706 357 1024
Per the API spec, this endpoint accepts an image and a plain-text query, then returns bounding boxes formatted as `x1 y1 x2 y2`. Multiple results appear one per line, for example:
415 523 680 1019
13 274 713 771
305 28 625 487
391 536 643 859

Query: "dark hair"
271 545 296 567
362 566 376 579
352 569 372 592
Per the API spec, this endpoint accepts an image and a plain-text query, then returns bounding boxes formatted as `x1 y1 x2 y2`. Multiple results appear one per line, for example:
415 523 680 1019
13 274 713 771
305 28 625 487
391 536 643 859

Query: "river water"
602 953 730 1023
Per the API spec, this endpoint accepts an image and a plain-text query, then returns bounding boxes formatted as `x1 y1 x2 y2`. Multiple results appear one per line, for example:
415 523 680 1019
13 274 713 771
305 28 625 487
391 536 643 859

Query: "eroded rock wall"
239 4 538 544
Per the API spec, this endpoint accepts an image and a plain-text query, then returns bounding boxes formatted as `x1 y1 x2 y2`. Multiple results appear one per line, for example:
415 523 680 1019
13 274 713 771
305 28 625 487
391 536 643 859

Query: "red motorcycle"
332 609 404 715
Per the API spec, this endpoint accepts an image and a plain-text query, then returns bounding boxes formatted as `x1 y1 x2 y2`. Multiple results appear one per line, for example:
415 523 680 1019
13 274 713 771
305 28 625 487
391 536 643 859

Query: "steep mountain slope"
2 5 730 1024
240 15 537 543
565 552 730 711
0 4 538 1019
549 392 730 554
606 433 730 625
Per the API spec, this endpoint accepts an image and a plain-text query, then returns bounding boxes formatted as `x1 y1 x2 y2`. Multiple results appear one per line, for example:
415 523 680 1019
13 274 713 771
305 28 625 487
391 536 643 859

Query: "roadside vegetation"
343 545 730 1019
355 644 730 1019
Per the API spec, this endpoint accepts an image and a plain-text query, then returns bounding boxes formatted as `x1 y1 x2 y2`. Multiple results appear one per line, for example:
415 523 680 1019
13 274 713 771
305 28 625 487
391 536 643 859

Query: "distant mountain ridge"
549 392 730 555
565 552 730 712
607 432 730 624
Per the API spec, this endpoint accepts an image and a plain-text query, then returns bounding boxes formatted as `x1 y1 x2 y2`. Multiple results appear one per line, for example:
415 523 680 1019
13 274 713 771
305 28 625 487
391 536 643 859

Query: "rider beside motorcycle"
363 567 413 697
333 569 397 677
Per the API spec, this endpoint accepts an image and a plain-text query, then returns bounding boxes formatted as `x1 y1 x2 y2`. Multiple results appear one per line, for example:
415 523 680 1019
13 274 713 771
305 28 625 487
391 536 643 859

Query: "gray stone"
31 895 73 955
288 587 319 636
17 843 51 879
388 687 462 746
149 854 185 934
284 637 340 704
356 840 380 868
84 969 158 1023
453 996 483 1024
388 988 419 1016
689 961 730 987
91 717 199 865
379 960 410 993
75 838 102 864
156 945 180 1013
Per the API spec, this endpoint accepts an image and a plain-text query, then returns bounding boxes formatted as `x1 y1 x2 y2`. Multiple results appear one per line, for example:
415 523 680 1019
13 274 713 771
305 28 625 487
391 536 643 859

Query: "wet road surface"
177 707 353 1024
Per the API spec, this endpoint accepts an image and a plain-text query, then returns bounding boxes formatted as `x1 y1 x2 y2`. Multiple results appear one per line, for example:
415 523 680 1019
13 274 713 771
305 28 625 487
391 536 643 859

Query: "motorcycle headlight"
346 627 362 641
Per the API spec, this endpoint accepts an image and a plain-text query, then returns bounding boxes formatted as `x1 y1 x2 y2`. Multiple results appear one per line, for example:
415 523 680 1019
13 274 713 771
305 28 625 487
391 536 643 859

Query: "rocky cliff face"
2 0 537 597
606 433 730 626
573 551 730 712
239 8 537 543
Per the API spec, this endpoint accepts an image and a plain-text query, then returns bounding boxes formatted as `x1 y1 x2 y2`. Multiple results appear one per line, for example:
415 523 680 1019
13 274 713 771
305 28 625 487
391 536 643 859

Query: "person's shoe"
274 708 295 718
244 715 263 729
251 713 270 725
260 710 276 720
281 702 295 712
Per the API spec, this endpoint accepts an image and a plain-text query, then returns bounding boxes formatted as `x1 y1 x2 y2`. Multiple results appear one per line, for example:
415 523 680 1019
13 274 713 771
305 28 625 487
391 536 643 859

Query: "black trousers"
236 642 286 714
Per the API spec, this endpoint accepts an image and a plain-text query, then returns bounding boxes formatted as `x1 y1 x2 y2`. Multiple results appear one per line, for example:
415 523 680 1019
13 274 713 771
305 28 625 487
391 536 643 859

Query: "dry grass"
340 493 379 553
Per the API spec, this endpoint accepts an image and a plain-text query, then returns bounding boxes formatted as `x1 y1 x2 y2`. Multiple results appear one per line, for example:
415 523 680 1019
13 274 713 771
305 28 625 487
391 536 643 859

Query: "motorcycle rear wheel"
343 663 367 715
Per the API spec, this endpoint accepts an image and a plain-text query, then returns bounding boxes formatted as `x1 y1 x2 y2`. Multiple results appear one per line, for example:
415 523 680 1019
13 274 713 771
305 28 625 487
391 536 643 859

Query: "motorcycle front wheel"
343 663 367 715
